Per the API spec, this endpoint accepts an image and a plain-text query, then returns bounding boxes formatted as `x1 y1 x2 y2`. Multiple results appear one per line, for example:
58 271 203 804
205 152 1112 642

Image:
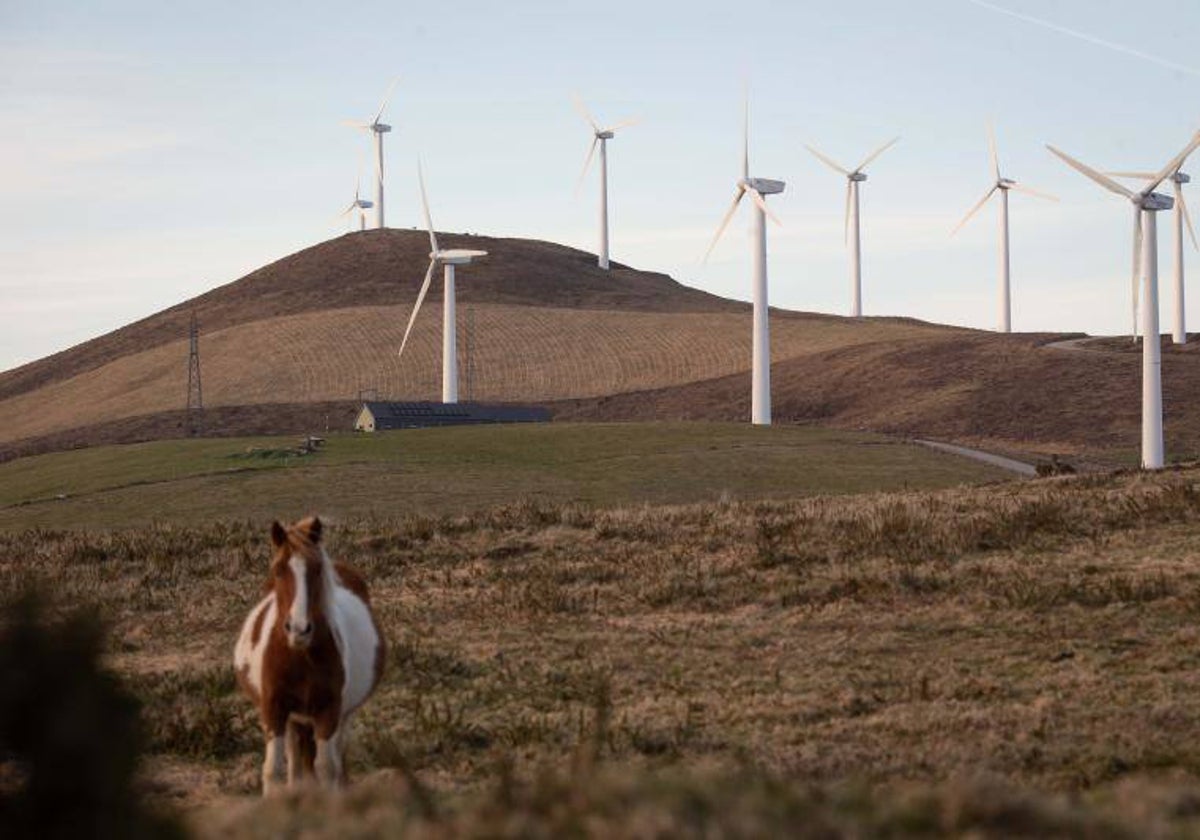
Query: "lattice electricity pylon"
186 312 203 435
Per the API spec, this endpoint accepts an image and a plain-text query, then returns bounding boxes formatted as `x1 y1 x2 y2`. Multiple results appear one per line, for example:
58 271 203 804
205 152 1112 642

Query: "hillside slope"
9 226 1200 461
0 229 956 447
0 230 740 404
558 332 1200 459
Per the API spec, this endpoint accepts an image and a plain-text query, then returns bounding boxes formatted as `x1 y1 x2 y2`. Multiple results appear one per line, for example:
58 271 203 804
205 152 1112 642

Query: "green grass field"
0 423 1008 530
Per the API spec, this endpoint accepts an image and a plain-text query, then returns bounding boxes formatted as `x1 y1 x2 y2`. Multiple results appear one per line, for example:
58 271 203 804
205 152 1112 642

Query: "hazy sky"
3 0 1200 371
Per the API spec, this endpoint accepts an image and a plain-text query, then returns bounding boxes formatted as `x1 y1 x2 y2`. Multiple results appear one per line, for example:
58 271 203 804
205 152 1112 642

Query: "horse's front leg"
314 727 345 790
261 700 289 796
262 730 287 796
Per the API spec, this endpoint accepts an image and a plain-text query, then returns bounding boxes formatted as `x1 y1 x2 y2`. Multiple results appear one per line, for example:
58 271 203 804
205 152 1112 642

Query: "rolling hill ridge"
6 227 1200 463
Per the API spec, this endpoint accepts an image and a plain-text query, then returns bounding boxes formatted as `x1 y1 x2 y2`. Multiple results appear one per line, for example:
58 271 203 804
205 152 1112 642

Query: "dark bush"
0 593 180 839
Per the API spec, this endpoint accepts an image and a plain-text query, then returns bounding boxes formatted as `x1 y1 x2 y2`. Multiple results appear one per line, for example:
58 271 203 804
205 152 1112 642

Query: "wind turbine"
397 164 488 405
573 94 636 270
952 125 1058 333
703 95 784 426
804 137 900 318
337 184 373 231
344 79 398 229
1047 131 1200 470
1109 167 1198 344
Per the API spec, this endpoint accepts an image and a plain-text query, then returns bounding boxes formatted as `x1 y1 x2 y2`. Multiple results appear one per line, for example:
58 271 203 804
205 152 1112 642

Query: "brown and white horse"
234 516 384 795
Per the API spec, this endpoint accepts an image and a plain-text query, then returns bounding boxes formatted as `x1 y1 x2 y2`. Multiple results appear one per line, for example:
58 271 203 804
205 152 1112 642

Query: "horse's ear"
298 516 323 545
270 520 287 549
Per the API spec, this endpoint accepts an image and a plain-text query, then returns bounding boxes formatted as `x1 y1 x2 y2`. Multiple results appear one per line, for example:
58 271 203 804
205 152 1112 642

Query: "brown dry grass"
6 467 1200 833
0 230 738 404
559 330 1200 463
0 303 944 446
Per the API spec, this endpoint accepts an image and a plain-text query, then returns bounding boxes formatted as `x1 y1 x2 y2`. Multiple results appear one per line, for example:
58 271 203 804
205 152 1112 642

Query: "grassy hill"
6 227 1200 463
0 228 957 451
559 332 1200 463
0 423 1007 530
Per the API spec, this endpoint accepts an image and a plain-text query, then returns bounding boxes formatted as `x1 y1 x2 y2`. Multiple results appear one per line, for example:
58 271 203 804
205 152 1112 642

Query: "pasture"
4 429 1200 832
0 422 1005 530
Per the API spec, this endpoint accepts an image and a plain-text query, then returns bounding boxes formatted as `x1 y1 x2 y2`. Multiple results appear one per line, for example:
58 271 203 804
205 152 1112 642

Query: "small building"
354 401 551 432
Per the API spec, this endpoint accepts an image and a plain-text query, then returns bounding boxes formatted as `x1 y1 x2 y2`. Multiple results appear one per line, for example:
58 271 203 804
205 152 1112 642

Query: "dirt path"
1043 336 1111 354
915 439 1037 477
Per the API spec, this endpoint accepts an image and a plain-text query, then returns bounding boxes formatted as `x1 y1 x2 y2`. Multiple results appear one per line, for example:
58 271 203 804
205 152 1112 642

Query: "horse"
234 515 384 795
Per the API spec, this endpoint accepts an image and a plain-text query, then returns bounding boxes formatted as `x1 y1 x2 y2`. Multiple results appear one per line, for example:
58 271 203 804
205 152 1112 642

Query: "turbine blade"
417 161 438 254
804 144 850 176
1108 171 1158 180
1180 183 1199 251
1046 145 1134 198
398 259 438 361
1146 132 1200 193
1133 208 1143 340
844 180 853 245
373 77 400 124
571 92 599 131
702 187 746 263
575 136 599 196
341 120 372 128
988 123 1000 183
855 135 900 173
742 87 750 181
1009 182 1059 202
746 187 782 227
603 117 638 133
951 186 998 236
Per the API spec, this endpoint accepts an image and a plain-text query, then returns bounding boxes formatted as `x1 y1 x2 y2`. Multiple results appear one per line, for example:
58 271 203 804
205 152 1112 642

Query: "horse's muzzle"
284 620 314 649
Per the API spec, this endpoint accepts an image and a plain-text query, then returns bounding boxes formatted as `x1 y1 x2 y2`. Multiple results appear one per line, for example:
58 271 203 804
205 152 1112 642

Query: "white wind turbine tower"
397 164 488 405
344 79 398 229
573 94 636 270
703 96 784 426
1047 131 1200 470
952 125 1058 333
1109 166 1198 344
804 136 900 318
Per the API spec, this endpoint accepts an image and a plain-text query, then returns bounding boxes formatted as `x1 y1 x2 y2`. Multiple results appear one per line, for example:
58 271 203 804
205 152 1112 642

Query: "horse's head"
268 515 326 651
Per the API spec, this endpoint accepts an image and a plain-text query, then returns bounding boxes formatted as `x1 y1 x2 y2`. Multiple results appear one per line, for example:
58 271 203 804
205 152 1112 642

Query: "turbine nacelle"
1139 192 1174 212
743 177 785 196
849 172 868 183
998 177 1017 190
595 130 615 140
1175 171 1192 185
372 123 392 134
357 199 374 209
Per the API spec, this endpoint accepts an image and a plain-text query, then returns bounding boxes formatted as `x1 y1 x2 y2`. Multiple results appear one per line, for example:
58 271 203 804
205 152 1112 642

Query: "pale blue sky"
3 0 1200 370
